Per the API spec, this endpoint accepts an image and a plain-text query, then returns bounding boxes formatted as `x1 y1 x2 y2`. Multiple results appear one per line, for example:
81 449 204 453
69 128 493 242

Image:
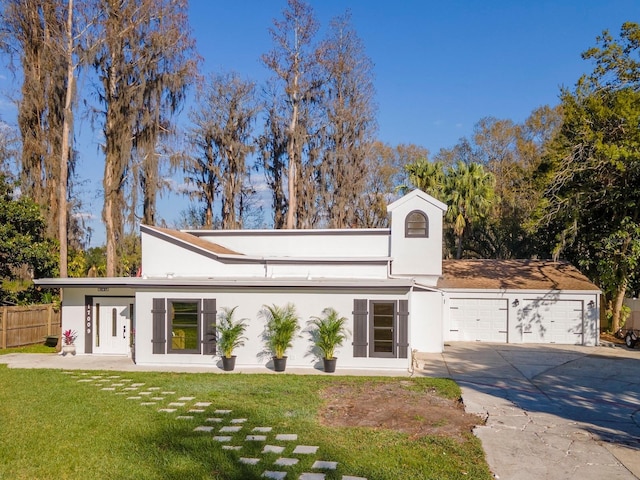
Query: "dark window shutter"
202 299 217 355
352 299 368 357
151 298 166 354
397 299 409 358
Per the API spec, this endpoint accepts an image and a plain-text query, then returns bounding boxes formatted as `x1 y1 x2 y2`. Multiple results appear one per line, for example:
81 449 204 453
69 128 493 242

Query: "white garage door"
449 298 508 342
520 299 583 344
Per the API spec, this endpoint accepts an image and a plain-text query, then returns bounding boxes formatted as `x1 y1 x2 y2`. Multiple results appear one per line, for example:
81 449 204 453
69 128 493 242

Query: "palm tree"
309 307 348 360
444 161 496 258
403 159 446 200
262 303 300 359
216 306 248 359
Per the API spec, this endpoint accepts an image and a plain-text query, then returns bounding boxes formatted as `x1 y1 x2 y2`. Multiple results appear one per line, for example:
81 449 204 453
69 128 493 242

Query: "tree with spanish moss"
88 0 197 276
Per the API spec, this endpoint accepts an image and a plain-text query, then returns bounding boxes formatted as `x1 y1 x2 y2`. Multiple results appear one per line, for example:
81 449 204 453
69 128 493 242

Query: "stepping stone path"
64 372 367 479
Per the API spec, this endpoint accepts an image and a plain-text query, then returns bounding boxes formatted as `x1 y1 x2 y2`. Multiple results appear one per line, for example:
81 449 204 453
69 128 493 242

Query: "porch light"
588 300 595 308
512 299 519 307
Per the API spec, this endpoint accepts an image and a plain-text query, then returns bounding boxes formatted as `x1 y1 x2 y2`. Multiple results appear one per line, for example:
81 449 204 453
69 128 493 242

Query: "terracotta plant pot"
221 356 236 371
323 357 337 373
272 356 287 372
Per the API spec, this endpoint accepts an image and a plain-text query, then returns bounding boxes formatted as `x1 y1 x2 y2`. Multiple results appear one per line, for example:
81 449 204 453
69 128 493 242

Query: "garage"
519 299 584 344
438 259 601 346
448 298 508 342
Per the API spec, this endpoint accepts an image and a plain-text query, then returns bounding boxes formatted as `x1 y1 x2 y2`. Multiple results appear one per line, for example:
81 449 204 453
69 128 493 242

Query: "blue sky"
1 0 639 246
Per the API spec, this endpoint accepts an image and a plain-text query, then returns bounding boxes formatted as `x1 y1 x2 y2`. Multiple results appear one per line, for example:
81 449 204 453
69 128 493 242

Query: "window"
152 298 216 355
168 300 201 354
369 301 396 357
405 210 428 237
353 299 409 359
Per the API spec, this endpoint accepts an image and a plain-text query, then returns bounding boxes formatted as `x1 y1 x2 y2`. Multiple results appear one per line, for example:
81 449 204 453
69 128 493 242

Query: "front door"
93 297 131 354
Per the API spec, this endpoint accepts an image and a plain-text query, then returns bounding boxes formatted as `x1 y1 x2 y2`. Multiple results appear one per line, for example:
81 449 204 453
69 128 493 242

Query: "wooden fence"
0 304 61 349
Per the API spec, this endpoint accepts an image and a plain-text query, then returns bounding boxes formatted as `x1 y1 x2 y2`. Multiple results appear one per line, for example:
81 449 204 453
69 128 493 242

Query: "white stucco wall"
388 191 446 278
61 287 136 354
141 231 389 280
409 289 445 353
189 229 390 258
132 287 429 370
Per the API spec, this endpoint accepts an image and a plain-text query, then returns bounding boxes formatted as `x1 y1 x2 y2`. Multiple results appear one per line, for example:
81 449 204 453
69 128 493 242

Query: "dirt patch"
318 381 484 441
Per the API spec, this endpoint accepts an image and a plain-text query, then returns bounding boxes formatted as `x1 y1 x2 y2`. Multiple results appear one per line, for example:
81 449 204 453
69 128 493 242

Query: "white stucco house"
36 189 601 370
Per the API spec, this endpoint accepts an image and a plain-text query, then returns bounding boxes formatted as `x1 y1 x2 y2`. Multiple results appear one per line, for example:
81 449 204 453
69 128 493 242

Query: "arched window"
405 210 428 237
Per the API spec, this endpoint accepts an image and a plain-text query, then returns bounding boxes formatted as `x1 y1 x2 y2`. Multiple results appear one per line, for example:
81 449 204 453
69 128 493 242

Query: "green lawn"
0 365 491 480
0 344 58 354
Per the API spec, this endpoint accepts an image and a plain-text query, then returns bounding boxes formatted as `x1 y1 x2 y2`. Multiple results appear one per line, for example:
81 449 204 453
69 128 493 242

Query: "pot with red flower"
61 329 77 356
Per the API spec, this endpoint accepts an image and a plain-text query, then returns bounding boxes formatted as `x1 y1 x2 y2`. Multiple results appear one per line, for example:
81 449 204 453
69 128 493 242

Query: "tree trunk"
285 68 300 230
610 279 628 333
58 0 74 278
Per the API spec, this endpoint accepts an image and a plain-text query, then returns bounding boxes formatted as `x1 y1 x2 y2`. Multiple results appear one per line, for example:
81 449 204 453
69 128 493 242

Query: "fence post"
1 306 7 349
47 304 53 336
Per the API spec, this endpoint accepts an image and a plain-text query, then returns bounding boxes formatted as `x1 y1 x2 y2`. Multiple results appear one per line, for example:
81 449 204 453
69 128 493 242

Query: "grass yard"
0 344 58 354
0 364 492 480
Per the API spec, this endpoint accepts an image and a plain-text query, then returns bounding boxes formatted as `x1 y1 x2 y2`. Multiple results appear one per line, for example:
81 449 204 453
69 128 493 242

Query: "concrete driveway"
419 343 640 480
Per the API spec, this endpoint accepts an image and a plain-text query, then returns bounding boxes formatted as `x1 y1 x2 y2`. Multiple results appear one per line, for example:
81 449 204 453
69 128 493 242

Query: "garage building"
439 260 600 346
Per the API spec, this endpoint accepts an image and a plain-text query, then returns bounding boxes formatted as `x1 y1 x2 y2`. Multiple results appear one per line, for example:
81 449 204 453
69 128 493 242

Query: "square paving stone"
158 408 177 413
120 379 132 382
231 418 248 424
77 379 93 382
169 402 185 407
299 474 325 480
253 427 272 432
341 476 367 480
162 391 175 395
262 445 285 454
151 397 164 401
274 458 299 467
111 383 124 386
147 386 160 390
126 396 142 400
178 396 195 401
123 387 138 391
275 434 297 441
215 409 232 414
213 436 233 442
194 402 211 407
140 402 156 406
262 472 287 479
139 392 152 395
292 446 318 455
222 445 242 451
101 387 115 391
189 409 205 413
131 383 145 386
220 426 242 433
246 435 267 441
239 457 261 465
107 375 120 379
205 418 223 423
194 426 214 432
311 461 337 470
176 416 193 420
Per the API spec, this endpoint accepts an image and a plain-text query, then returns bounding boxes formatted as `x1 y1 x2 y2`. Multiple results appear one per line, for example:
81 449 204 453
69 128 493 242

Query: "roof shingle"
437 259 600 291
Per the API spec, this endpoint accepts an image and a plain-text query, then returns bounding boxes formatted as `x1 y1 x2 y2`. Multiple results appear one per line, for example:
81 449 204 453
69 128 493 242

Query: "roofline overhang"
440 287 602 295
34 277 416 290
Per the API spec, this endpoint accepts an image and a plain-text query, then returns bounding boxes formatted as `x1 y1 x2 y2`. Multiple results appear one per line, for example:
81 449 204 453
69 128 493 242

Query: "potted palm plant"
309 307 349 373
216 306 248 371
61 329 77 356
262 303 300 372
